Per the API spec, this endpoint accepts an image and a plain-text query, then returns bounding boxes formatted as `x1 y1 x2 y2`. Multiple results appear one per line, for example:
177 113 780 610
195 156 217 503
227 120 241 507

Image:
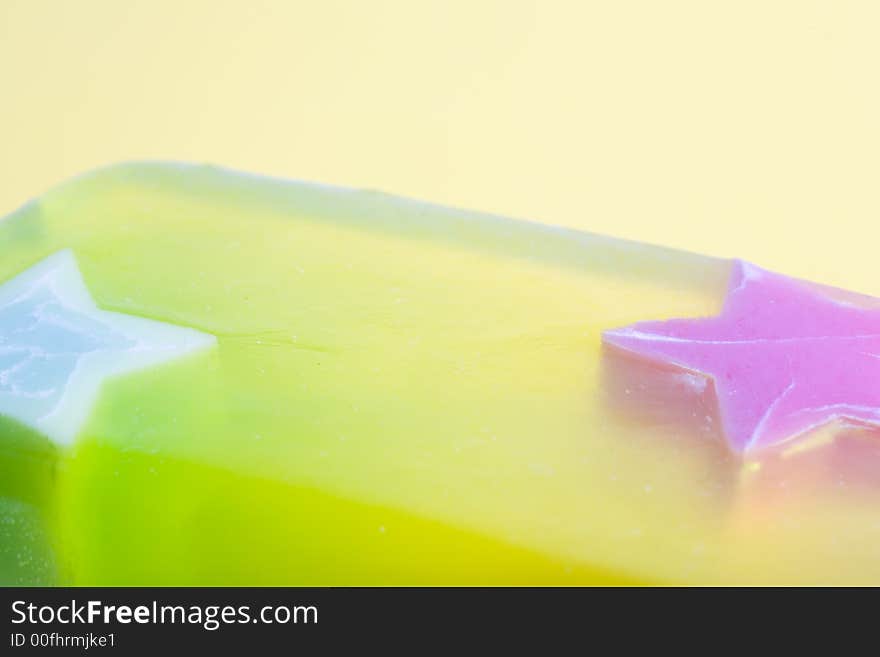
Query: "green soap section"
0 417 58 585
60 441 641 585
0 163 729 585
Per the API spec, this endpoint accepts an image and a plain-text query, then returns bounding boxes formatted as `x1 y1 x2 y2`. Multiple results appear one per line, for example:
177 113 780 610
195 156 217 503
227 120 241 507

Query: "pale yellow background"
1 1 878 293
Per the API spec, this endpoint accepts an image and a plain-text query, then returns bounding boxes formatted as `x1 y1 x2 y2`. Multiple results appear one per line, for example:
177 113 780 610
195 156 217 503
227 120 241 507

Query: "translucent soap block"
2 162 879 585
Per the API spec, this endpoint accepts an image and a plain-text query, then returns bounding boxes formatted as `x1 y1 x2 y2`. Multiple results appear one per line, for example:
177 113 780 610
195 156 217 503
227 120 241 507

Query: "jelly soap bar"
1 163 879 585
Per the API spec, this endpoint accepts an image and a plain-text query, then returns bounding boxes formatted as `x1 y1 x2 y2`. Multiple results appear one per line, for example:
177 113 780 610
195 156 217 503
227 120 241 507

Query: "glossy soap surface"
2 163 880 585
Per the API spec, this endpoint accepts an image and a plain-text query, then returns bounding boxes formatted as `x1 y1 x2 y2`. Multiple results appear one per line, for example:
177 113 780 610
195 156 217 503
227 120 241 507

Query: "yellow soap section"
3 163 879 584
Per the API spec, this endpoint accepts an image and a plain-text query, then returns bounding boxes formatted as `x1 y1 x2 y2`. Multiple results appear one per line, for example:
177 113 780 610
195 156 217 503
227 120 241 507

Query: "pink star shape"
603 261 880 452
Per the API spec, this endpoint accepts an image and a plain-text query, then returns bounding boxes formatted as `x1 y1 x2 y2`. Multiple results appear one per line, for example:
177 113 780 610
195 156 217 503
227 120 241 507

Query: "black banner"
0 586 852 651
